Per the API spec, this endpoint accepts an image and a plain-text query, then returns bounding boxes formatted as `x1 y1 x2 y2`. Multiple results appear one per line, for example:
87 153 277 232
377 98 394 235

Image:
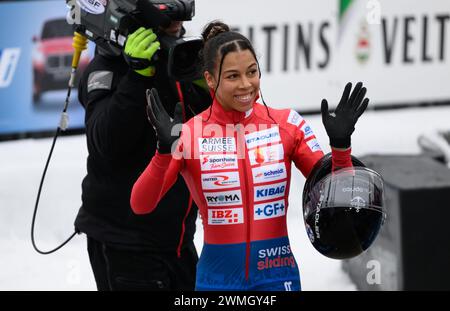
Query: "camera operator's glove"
146 88 183 154
321 82 369 149
124 27 160 77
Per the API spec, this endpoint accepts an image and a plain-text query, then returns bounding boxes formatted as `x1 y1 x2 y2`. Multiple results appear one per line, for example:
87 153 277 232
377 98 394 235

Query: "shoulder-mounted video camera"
67 0 203 81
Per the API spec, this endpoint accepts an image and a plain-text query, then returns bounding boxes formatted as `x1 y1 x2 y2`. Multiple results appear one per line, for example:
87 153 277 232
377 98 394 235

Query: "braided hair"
200 21 274 123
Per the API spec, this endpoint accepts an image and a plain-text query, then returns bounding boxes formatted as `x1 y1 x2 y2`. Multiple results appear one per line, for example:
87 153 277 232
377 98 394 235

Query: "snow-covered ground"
1 105 449 291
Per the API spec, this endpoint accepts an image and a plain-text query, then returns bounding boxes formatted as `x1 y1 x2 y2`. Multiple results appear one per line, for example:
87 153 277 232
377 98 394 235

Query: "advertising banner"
186 0 450 110
0 0 93 136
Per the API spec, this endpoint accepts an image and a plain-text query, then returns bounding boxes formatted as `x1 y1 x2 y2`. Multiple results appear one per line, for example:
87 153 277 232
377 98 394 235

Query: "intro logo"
0 48 20 88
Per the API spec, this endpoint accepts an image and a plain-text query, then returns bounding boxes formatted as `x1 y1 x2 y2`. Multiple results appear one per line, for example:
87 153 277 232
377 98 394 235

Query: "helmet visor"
314 166 384 213
303 166 386 259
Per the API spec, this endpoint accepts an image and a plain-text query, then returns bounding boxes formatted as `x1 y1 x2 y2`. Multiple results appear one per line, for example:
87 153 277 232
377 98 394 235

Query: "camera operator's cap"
303 163 386 259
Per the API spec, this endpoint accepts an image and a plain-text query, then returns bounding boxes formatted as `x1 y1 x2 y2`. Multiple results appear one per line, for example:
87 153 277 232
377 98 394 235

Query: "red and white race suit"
131 99 352 291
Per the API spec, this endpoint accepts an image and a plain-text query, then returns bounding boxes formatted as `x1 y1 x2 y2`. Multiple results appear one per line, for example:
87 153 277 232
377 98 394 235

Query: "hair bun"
202 21 230 42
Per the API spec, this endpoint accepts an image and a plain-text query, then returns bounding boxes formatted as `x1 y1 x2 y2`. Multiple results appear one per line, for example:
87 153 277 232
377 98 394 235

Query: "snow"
1 105 449 290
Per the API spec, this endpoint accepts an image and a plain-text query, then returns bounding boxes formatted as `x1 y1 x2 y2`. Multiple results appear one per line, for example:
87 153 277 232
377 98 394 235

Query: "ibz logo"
0 48 20 88
208 208 244 225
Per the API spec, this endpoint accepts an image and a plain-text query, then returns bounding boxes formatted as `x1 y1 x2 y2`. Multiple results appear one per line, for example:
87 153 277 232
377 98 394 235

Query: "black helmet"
302 153 386 259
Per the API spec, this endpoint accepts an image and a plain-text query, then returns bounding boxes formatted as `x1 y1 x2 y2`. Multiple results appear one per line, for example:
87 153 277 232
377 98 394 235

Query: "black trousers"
87 236 198 291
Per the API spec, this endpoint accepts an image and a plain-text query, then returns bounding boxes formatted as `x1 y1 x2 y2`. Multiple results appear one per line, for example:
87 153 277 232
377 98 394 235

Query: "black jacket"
74 49 211 252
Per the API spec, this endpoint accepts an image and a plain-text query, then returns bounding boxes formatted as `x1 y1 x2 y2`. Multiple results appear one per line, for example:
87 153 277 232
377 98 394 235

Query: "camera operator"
74 19 211 290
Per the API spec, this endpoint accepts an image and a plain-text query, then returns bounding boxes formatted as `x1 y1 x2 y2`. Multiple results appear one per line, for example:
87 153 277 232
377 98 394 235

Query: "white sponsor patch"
300 123 314 139
254 199 286 220
208 208 244 225
254 181 287 202
200 154 238 171
287 110 303 127
201 172 240 190
306 138 322 152
204 190 242 206
252 162 287 184
248 144 284 166
245 127 281 149
78 0 106 14
199 137 236 153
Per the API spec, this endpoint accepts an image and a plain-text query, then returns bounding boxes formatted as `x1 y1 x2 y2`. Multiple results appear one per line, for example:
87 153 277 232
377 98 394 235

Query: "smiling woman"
204 49 260 112
131 20 372 291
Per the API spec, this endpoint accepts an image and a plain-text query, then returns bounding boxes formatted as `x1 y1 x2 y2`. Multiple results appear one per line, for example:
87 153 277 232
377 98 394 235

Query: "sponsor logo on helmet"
342 187 372 194
245 127 281 149
208 208 243 225
254 199 286 220
350 196 366 212
314 194 324 239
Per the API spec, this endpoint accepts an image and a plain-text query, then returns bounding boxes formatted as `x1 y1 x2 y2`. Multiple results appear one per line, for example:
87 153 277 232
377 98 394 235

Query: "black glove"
146 88 183 154
321 82 369 149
